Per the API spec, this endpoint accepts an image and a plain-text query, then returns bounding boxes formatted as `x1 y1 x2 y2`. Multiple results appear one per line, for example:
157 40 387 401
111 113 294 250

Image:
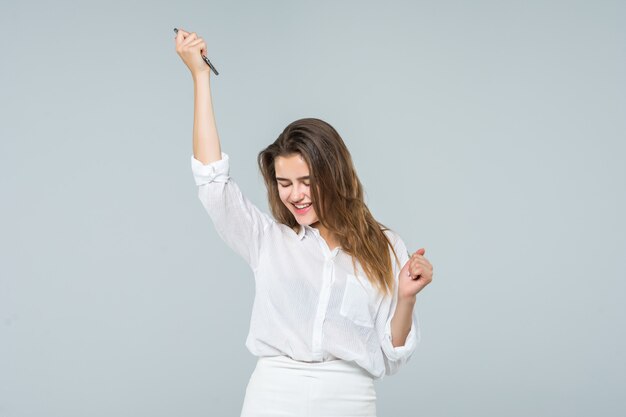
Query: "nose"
290 183 307 201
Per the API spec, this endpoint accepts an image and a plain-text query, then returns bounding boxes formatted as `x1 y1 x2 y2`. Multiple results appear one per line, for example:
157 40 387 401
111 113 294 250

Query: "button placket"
311 255 335 361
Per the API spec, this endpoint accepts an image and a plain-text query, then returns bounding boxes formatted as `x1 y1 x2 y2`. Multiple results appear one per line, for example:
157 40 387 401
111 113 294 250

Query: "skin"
274 153 341 250
175 27 433 348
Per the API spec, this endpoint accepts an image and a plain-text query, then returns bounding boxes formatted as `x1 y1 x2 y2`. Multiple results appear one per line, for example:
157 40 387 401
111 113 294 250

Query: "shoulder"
381 227 404 248
265 220 301 238
381 227 410 266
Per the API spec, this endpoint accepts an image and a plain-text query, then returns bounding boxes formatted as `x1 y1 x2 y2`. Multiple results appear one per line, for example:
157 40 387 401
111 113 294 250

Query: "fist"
175 28 210 76
398 248 433 300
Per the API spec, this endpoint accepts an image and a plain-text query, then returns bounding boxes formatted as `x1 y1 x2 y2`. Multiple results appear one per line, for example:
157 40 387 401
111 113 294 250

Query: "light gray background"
1 0 624 416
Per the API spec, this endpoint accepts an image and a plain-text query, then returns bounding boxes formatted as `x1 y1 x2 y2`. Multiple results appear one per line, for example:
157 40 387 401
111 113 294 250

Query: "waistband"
257 355 372 379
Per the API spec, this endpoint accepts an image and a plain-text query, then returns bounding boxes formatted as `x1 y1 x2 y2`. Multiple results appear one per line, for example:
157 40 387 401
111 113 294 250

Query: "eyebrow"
275 176 310 181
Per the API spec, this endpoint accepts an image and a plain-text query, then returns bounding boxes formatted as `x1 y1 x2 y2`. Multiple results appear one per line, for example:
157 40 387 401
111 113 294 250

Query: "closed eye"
278 182 310 187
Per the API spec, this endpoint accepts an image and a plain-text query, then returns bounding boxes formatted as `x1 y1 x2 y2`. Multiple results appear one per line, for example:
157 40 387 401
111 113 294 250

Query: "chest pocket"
340 274 375 328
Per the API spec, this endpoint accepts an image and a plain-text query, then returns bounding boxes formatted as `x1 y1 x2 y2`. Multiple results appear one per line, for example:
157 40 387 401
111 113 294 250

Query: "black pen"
174 27 219 76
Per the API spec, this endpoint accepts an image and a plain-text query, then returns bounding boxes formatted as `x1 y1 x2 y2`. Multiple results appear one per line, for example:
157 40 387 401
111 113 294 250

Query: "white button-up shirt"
191 152 420 379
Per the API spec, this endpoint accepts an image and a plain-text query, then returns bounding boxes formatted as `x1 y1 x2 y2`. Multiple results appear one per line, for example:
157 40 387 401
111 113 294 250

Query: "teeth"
295 203 311 209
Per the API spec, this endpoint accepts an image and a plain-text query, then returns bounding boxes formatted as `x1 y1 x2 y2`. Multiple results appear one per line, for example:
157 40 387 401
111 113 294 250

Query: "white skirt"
240 355 377 417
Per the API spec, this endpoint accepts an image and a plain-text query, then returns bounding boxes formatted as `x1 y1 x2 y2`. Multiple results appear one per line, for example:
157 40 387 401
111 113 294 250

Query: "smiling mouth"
292 202 312 209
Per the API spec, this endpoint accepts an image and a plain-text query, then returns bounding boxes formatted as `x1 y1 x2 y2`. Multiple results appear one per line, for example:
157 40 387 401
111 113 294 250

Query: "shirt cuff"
381 314 420 362
190 152 230 186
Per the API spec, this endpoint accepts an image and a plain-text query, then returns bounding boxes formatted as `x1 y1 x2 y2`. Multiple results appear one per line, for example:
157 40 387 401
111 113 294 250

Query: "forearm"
192 72 221 165
390 295 416 347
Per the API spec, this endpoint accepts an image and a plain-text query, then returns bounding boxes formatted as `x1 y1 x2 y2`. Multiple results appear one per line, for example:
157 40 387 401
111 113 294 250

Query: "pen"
174 27 219 76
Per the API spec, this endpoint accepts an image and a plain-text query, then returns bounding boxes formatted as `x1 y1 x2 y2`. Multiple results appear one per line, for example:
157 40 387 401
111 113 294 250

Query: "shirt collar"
297 224 321 240
296 224 341 254
297 224 306 240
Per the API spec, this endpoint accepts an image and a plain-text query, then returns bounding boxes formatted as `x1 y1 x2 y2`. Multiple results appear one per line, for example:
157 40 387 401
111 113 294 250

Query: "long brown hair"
257 117 401 297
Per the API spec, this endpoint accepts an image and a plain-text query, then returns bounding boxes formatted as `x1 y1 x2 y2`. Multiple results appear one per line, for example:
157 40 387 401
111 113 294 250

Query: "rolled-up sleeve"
376 231 421 377
191 152 274 270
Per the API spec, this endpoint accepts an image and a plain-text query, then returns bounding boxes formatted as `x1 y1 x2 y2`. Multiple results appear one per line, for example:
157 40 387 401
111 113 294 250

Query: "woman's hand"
398 248 433 300
175 28 211 77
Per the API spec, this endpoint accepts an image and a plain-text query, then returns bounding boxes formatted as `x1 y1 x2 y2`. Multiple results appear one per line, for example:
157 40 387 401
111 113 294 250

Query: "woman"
175 28 433 417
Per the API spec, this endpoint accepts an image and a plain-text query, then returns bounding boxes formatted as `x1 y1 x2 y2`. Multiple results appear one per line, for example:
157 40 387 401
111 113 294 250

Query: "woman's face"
275 153 319 226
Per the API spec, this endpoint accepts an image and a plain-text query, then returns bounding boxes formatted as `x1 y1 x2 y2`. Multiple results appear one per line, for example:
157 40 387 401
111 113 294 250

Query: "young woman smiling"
176 28 433 417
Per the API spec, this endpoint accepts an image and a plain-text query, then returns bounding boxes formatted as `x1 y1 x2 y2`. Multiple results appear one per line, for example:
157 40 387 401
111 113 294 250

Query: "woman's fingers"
412 257 432 271
187 38 206 51
415 256 432 267
175 28 189 45
174 29 211 76
410 258 432 276
175 29 203 52
182 32 198 46
183 39 207 59
410 250 431 266
410 252 426 266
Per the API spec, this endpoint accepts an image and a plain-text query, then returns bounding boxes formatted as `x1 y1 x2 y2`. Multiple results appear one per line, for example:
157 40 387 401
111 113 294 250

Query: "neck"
311 222 337 244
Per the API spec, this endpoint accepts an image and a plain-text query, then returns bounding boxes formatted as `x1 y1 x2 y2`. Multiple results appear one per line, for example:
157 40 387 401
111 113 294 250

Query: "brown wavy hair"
257 117 401 297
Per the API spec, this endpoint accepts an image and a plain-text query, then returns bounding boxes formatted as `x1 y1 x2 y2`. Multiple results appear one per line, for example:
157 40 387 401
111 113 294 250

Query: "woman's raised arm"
175 28 221 165
175 28 275 270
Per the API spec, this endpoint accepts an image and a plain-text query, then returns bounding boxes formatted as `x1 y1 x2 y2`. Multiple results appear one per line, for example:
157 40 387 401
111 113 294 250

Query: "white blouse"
191 152 420 380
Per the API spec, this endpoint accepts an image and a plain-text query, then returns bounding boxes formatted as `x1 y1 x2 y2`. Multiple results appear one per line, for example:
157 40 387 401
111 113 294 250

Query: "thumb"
414 248 426 256
175 28 188 45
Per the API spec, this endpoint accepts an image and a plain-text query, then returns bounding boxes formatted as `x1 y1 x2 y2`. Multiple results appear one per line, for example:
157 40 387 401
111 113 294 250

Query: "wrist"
192 71 211 84
398 294 416 306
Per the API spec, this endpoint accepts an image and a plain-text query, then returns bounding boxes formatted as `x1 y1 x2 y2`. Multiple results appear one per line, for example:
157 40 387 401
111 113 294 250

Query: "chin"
303 216 319 226
293 214 318 226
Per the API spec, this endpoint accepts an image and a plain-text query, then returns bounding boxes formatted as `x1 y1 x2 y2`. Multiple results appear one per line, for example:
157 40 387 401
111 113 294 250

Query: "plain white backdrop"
1 1 625 416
